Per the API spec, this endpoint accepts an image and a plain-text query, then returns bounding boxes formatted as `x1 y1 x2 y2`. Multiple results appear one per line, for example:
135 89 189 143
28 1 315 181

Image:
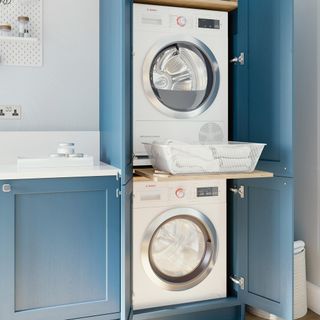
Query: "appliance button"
176 16 187 27
175 188 185 199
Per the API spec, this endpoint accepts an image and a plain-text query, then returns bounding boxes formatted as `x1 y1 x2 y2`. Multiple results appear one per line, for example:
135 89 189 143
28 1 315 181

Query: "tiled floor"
246 310 320 320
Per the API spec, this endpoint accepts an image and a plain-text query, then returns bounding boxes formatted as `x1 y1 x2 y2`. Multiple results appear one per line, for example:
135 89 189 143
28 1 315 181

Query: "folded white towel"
294 241 305 255
212 145 252 159
170 145 214 162
171 156 220 174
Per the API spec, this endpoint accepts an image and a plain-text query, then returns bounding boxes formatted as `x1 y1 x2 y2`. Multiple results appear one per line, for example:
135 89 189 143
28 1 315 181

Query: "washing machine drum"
141 208 218 291
143 38 220 119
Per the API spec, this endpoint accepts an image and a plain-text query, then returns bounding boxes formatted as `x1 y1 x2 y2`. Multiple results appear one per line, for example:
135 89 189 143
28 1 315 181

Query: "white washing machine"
133 4 229 165
133 179 227 310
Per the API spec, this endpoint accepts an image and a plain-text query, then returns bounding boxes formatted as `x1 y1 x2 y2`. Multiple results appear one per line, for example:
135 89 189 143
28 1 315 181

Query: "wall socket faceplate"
0 106 21 120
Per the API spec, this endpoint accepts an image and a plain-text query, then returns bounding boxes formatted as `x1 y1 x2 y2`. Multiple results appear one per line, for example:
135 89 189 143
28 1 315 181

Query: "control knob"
175 188 185 199
176 16 187 27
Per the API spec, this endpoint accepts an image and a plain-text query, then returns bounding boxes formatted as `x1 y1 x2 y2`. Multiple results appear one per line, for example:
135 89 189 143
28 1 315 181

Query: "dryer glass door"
142 209 217 291
150 217 207 278
144 40 220 119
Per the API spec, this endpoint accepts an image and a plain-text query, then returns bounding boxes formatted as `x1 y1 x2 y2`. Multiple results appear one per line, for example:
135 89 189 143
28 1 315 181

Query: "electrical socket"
0 105 22 120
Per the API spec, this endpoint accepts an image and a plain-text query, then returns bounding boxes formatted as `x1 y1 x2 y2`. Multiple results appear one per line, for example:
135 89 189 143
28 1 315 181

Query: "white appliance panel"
133 179 227 310
133 4 229 164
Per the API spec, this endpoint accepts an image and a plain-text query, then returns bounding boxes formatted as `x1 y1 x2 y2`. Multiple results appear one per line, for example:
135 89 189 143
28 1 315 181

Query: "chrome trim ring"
143 35 220 119
141 208 218 291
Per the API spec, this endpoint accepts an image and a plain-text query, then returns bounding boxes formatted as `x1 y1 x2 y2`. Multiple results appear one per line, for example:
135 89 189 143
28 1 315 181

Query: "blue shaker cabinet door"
121 181 133 320
231 178 293 320
231 0 293 177
0 177 120 320
100 0 133 185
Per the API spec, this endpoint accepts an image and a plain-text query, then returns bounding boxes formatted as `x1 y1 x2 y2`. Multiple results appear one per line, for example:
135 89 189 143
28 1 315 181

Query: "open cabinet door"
100 1 133 320
230 0 294 317
231 0 293 178
231 178 293 320
100 0 133 185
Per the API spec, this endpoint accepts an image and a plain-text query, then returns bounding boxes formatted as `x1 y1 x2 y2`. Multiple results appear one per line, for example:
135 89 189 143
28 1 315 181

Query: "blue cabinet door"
0 177 120 320
100 0 133 185
231 0 293 177
231 178 293 319
121 181 133 320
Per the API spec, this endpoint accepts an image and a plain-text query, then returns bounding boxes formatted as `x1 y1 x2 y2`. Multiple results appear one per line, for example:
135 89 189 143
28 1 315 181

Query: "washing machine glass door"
142 208 217 291
143 36 220 119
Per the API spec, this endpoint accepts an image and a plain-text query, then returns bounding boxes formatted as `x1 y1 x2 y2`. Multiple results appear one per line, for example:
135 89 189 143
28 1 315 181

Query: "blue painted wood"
232 178 293 320
0 177 120 320
133 298 241 320
100 2 133 319
100 0 133 185
121 180 133 320
132 298 241 320
73 314 120 320
231 0 293 177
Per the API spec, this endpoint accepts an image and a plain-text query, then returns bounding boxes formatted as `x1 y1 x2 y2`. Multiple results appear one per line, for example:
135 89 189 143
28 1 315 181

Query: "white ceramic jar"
0 24 12 37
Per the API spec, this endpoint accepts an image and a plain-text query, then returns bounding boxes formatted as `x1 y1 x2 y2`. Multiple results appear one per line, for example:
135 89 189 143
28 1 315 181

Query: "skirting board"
307 282 320 315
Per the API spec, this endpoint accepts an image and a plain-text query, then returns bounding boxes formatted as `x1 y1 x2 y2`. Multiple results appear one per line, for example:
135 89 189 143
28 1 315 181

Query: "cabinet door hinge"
230 186 245 199
230 52 245 65
2 184 11 193
116 188 122 198
230 275 245 290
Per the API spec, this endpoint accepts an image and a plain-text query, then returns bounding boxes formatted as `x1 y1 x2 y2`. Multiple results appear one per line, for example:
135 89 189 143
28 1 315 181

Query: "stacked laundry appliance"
132 3 229 310
133 3 228 166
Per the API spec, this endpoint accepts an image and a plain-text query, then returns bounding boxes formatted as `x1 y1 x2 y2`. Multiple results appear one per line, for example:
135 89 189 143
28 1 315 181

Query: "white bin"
294 241 308 319
248 241 308 320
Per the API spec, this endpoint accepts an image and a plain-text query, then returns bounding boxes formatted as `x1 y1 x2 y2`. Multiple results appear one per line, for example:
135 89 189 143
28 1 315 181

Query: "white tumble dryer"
133 4 229 165
133 179 227 310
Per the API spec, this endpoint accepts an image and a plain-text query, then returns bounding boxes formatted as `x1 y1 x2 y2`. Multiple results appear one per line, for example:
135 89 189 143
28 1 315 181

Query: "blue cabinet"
0 177 120 320
231 178 293 320
98 0 295 319
230 0 294 318
100 1 133 319
100 0 133 185
231 0 293 178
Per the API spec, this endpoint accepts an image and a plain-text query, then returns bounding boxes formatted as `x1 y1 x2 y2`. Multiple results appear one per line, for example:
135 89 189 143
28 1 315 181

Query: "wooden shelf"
134 0 238 12
134 168 274 182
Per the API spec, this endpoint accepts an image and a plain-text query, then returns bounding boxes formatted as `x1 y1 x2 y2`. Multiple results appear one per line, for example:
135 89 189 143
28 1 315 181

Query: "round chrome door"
141 208 218 291
143 36 220 119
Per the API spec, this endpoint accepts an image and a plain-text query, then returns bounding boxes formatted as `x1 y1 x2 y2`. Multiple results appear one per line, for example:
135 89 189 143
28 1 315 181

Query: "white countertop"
0 163 120 180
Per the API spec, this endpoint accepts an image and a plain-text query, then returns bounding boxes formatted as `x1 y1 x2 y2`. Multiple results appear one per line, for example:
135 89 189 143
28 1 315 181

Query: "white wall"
0 0 99 131
294 0 320 313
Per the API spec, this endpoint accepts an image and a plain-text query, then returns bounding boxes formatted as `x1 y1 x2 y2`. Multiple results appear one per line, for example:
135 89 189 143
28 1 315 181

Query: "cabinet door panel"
232 178 293 319
0 177 120 320
231 0 293 177
100 0 133 185
121 181 133 320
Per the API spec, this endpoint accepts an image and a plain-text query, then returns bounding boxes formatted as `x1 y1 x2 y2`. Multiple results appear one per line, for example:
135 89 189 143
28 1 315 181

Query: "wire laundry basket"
144 141 266 175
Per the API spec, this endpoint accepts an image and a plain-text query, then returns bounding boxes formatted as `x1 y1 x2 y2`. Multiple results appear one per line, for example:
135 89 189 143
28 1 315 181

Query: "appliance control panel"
133 180 226 207
197 187 219 198
198 18 220 29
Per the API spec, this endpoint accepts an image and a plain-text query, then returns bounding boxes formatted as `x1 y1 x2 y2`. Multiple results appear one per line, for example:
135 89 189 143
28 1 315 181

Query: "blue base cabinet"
0 177 121 320
230 178 293 319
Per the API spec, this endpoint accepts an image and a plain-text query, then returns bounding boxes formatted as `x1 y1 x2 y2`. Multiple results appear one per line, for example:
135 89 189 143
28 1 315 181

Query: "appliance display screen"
197 187 219 197
198 18 220 29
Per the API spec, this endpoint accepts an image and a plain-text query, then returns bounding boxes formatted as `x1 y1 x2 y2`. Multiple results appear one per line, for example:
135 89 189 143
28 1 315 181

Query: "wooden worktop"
134 0 238 12
134 168 274 182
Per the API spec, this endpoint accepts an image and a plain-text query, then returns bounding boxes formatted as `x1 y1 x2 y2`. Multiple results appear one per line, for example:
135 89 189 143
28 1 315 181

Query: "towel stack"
144 140 265 175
